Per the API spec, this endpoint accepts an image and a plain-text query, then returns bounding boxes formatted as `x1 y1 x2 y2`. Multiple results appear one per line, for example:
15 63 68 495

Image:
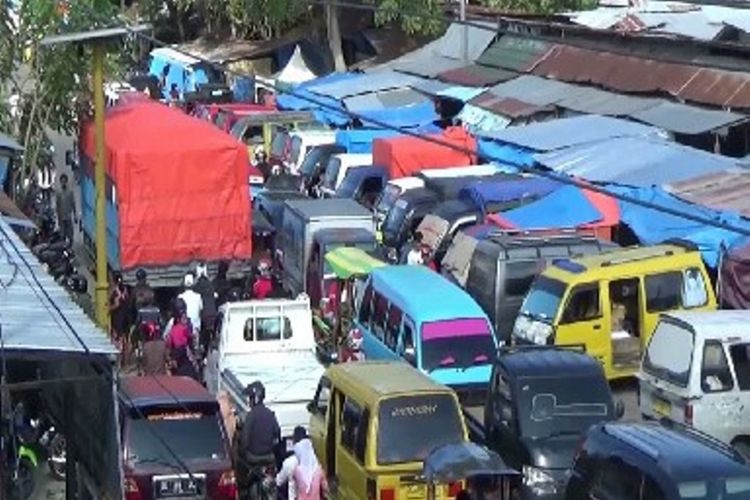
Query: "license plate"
653 397 671 417
402 484 426 499
156 478 202 498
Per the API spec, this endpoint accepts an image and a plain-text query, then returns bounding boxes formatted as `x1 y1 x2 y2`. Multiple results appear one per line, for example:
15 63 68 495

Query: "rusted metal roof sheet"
631 101 747 135
437 64 517 87
666 169 750 216
530 44 750 109
476 35 553 72
470 92 554 119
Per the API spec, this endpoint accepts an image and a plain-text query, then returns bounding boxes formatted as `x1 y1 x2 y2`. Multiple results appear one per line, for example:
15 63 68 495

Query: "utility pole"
460 0 468 62
40 26 149 330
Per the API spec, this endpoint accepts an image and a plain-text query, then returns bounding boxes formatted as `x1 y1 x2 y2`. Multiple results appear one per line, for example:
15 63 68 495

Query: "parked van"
319 153 373 197
356 265 497 404
448 232 617 343
639 310 750 455
513 244 716 380
307 361 469 500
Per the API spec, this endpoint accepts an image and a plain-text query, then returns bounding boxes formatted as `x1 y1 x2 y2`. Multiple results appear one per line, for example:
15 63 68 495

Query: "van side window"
589 458 641 498
701 341 733 393
340 397 363 455
506 260 541 297
729 344 750 391
561 283 600 323
386 306 402 350
311 378 331 416
372 293 388 342
645 272 682 312
358 284 373 324
682 268 708 308
402 320 416 366
354 408 369 464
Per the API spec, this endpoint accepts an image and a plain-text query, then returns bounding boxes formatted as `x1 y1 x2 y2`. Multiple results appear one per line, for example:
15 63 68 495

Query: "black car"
565 420 750 500
119 376 236 500
482 346 622 500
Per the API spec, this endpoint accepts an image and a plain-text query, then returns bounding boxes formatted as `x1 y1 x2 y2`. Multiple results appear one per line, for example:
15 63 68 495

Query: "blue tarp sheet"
277 72 359 111
459 176 562 214
318 100 439 128
477 138 535 168
535 136 738 187
499 185 601 229
335 125 441 153
608 185 750 267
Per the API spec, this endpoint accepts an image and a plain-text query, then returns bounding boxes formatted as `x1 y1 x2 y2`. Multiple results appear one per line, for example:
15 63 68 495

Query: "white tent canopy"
277 45 317 84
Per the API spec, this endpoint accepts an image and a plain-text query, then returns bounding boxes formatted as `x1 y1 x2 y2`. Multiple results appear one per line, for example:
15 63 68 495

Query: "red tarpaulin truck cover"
372 126 477 179
82 101 251 269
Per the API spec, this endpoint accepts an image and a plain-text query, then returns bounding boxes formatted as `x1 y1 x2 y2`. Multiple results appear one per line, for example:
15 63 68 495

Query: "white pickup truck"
205 296 323 441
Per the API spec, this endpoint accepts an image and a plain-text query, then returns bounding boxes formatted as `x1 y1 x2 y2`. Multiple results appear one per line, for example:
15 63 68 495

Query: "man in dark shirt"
55 173 76 243
240 381 281 464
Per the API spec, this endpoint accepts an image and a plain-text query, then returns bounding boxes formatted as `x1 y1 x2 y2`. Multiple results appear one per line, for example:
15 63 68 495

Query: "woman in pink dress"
293 439 328 500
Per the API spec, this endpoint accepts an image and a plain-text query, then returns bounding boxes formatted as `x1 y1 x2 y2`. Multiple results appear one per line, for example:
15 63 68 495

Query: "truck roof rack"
498 343 587 356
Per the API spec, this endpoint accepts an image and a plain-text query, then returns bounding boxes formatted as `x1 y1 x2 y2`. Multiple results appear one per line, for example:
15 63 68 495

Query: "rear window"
679 476 750 499
466 247 498 316
377 394 464 465
520 276 566 322
271 132 288 157
642 319 694 387
289 136 303 164
126 408 226 466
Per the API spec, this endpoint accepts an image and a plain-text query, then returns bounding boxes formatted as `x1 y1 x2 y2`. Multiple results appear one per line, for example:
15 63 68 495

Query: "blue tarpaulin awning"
535 136 740 187
608 184 750 267
277 72 359 111
335 125 441 153
477 138 536 167
459 176 561 214
496 185 601 229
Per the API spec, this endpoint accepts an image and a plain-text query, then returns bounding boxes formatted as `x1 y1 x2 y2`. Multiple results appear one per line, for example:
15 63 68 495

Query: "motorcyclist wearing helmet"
239 381 281 467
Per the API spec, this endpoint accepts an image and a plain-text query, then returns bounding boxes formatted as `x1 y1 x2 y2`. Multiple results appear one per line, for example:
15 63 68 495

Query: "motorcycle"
35 418 66 481
3 405 39 500
246 462 277 500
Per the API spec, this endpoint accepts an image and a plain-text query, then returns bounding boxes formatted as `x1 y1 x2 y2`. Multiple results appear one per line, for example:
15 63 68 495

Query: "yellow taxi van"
307 361 469 500
512 243 717 380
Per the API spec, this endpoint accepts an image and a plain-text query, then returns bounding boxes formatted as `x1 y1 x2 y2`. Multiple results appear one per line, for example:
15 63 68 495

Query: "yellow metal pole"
92 43 109 329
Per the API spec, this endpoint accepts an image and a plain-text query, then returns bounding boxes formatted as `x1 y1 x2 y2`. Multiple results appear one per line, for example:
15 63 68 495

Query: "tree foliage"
0 0 123 185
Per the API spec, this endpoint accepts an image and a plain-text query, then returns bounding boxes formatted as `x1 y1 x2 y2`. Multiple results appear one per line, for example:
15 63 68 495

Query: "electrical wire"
127 26 750 238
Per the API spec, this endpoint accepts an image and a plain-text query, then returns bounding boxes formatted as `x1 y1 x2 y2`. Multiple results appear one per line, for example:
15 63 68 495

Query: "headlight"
513 315 531 339
523 465 557 495
528 321 553 345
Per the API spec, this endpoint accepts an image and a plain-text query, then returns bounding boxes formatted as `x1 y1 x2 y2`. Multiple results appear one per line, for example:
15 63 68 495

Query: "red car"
120 376 237 500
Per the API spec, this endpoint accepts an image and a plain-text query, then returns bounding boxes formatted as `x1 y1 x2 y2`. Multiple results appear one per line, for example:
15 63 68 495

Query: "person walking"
178 274 203 343
213 261 232 307
276 426 308 500
109 271 130 351
194 263 217 355
140 322 168 375
292 439 328 500
55 173 76 243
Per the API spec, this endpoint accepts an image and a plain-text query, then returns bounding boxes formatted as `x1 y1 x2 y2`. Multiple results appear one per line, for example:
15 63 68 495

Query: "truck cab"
319 153 373 198
335 165 388 209
287 130 337 174
206 297 323 442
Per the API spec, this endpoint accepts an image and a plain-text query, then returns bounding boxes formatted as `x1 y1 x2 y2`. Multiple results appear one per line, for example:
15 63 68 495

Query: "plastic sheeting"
458 176 561 214
81 101 251 269
458 105 511 134
535 136 738 187
335 125 440 154
276 45 317 84
372 126 477 179
609 184 750 267
276 72 358 111
492 185 603 229
357 101 439 129
476 137 535 167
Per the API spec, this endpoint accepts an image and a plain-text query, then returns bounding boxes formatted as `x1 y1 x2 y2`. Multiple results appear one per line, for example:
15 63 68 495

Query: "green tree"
0 0 123 191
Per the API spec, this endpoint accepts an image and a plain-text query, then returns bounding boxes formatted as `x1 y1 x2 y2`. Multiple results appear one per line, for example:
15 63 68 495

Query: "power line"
128 26 750 239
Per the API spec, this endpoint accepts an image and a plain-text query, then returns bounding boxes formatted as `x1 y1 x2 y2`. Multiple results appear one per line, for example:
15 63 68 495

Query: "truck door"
307 241 323 306
308 377 332 473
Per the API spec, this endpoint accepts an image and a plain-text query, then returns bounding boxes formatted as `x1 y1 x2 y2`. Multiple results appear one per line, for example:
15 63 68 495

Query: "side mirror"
306 401 315 414
403 346 416 366
615 400 625 420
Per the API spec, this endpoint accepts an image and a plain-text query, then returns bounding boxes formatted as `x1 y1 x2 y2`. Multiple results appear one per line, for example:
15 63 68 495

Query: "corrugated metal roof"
471 92 554 119
535 136 739 187
437 22 498 60
487 75 578 106
0 132 22 151
631 101 747 134
457 104 512 133
480 115 660 151
343 87 428 112
531 44 750 109
310 70 420 99
410 78 453 96
476 35 553 72
392 56 468 78
437 64 517 87
0 218 117 355
666 169 750 216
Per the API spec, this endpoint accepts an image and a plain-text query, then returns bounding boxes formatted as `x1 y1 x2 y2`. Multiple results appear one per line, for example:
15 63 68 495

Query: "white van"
318 153 373 197
373 164 501 223
287 130 337 173
638 310 750 456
